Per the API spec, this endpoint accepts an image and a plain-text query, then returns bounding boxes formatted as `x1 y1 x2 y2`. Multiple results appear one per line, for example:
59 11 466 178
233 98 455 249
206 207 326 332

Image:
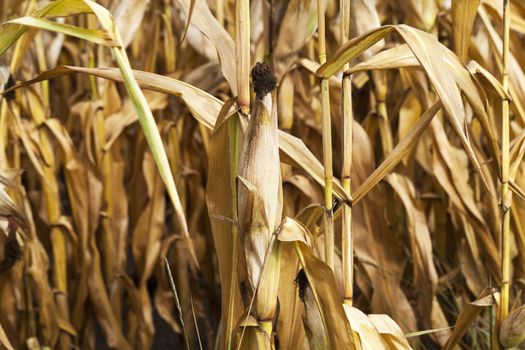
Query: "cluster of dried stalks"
0 0 525 349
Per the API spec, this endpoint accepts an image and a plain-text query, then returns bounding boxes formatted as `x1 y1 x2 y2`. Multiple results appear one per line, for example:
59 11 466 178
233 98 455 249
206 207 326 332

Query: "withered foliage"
0 0 524 349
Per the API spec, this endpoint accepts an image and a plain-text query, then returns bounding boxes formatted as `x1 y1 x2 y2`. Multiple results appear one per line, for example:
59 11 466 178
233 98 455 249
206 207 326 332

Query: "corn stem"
235 0 250 114
226 115 241 350
34 32 72 349
317 0 334 270
260 320 273 338
340 0 353 305
500 0 511 324
216 0 224 26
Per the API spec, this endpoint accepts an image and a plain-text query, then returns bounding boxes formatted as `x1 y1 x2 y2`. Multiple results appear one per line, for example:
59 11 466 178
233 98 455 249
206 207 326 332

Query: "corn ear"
236 63 282 337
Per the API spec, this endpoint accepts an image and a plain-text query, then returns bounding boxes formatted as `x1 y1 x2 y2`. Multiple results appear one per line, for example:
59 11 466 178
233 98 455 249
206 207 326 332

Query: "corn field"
1 0 525 349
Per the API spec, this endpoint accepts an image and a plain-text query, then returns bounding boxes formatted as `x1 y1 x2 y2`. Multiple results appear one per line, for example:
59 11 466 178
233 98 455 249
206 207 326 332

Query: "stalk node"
239 106 250 117
322 202 335 214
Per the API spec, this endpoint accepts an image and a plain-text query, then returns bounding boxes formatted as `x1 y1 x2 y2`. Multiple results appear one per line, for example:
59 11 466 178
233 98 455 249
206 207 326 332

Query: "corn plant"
0 0 525 349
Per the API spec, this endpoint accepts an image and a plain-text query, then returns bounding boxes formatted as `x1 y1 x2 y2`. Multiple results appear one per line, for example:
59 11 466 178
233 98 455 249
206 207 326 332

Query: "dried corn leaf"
368 314 412 350
276 238 304 349
178 0 236 91
385 173 438 326
443 288 497 350
452 0 481 62
1 65 349 202
499 304 525 348
111 0 151 48
206 114 243 349
343 305 388 350
0 321 14 350
319 25 491 191
353 102 441 203
276 217 355 349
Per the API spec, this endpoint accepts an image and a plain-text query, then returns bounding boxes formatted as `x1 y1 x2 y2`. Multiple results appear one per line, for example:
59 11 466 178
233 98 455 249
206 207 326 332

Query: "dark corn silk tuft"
251 62 276 100
294 268 309 302
4 74 16 102
0 216 21 272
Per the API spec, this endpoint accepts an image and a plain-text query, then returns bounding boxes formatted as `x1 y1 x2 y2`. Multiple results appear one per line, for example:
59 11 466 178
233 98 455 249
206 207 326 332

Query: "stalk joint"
322 203 334 214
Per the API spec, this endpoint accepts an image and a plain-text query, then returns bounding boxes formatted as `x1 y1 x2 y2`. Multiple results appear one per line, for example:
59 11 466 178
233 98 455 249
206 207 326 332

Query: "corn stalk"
226 114 241 349
235 0 250 114
216 0 224 27
340 0 353 305
34 32 72 349
226 0 251 345
500 0 511 324
317 0 334 270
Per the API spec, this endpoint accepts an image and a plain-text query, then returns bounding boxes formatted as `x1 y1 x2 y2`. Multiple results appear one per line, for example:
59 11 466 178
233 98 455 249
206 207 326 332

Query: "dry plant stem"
317 0 334 270
24 249 36 339
162 4 176 72
88 49 99 99
260 321 273 338
228 0 250 343
500 0 511 323
92 72 115 286
235 0 250 114
35 33 71 349
164 257 191 350
11 118 35 339
41 131 71 349
100 114 119 289
216 0 224 26
0 100 8 162
376 88 393 156
340 0 353 305
308 40 317 90
35 33 49 110
190 294 204 350
226 116 241 350
378 104 392 155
